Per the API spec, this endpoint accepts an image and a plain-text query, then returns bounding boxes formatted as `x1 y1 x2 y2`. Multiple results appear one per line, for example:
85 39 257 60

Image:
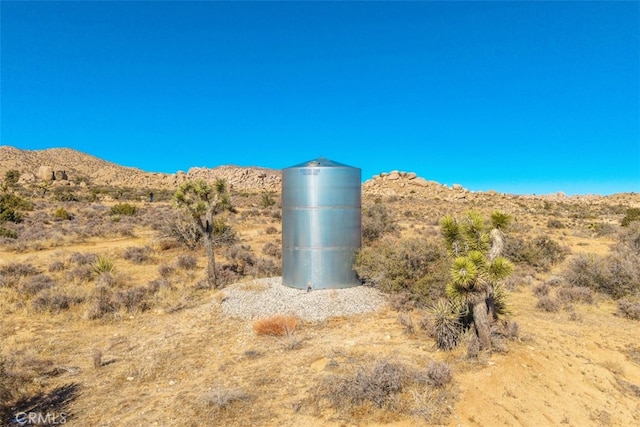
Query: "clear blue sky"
1 1 639 195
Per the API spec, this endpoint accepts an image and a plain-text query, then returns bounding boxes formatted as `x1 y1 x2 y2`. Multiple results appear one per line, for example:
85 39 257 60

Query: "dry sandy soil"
1 148 640 426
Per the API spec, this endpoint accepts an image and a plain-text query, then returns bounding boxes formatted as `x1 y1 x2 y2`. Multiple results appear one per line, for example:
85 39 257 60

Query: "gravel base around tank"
220 277 387 321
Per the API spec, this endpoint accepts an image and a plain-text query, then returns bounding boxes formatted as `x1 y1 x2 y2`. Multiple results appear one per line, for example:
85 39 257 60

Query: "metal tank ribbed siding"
282 157 362 290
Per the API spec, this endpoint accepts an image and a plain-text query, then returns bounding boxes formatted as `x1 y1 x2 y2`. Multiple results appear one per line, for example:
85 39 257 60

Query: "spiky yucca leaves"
439 210 514 351
429 299 462 350
490 210 512 231
173 178 234 288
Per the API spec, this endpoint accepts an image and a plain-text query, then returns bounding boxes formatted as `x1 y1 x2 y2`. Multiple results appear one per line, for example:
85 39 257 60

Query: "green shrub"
361 202 399 243
4 170 19 185
503 235 568 272
354 237 448 307
0 227 17 239
109 203 137 216
260 191 276 208
53 207 72 221
621 208 640 227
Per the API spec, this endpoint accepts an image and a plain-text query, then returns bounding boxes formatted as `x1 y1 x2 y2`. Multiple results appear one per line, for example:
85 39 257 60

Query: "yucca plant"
173 178 234 288
92 256 115 275
429 299 462 350
440 210 514 350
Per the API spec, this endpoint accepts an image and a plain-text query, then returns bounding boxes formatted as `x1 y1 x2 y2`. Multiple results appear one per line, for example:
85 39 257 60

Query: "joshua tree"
439 210 514 350
173 178 233 288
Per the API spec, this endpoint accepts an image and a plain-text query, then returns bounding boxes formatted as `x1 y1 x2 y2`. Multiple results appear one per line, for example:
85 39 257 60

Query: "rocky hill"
1 146 638 207
0 146 281 191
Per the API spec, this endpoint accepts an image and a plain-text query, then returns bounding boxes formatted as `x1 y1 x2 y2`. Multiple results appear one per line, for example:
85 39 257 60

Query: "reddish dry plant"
252 315 299 336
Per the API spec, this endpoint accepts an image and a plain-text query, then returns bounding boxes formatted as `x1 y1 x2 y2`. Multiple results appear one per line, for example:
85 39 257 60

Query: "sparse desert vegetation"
1 148 640 426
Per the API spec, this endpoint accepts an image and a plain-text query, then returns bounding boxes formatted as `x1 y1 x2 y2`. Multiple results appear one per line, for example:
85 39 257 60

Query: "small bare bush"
426 361 453 387
397 313 415 334
536 296 560 312
318 359 407 409
617 300 640 320
115 286 150 313
203 386 249 409
93 349 103 369
48 261 66 272
31 290 77 313
557 286 594 304
532 283 550 297
265 226 278 235
0 262 39 287
66 265 93 283
262 242 281 259
157 264 175 278
177 254 197 270
122 246 151 264
86 285 118 319
69 252 97 266
19 274 56 296
253 315 299 336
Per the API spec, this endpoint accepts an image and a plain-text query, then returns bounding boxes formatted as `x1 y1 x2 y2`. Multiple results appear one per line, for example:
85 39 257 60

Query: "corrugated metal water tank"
282 157 362 290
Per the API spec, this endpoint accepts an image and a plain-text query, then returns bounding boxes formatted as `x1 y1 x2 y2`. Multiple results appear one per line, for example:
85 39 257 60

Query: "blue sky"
1 1 639 195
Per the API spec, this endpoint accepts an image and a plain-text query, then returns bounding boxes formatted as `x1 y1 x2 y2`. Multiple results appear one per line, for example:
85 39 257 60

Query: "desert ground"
1 147 639 426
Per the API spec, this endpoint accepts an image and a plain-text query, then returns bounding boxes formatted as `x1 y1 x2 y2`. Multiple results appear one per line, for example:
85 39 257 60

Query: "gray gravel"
220 277 387 321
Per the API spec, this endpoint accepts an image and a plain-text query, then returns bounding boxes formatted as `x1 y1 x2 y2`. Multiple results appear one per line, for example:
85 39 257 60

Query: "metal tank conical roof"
281 157 362 290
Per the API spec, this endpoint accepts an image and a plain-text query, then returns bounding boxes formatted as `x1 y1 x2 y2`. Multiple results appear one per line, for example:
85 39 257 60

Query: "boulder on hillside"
37 166 54 181
54 170 68 181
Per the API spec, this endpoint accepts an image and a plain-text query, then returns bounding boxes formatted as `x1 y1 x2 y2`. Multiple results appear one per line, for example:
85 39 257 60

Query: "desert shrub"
621 207 640 227
86 285 118 319
354 237 448 307
109 203 137 216
48 261 66 272
203 386 250 410
556 286 594 304
425 361 453 387
0 227 18 239
4 169 19 185
52 188 79 202
66 265 93 283
617 300 640 320
246 257 281 277
158 211 202 250
19 274 56 296
216 267 242 287
0 262 39 287
122 246 151 264
115 286 150 313
532 283 550 297
318 358 407 409
589 222 617 237
503 235 568 272
158 264 175 278
253 315 299 336
53 207 72 221
262 242 281 259
92 256 115 275
0 193 32 224
265 226 278 235
177 254 197 270
260 191 276 208
31 290 78 313
69 252 97 266
361 202 399 243
564 252 640 299
146 278 171 292
536 296 560 312
547 219 565 229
